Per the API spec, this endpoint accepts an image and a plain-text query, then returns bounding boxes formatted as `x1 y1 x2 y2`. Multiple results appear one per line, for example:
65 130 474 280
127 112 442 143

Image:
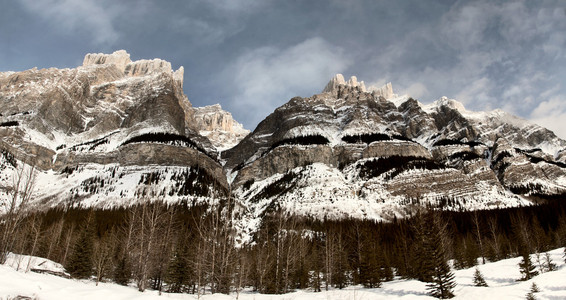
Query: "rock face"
224 74 566 226
0 50 231 209
193 104 250 151
83 50 132 73
2 57 566 228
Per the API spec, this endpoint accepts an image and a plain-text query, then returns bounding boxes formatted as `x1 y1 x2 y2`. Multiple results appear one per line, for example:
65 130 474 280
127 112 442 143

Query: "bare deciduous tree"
0 161 36 263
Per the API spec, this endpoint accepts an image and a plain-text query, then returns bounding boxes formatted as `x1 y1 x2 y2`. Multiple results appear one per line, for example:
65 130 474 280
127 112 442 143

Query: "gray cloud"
222 37 351 129
19 0 123 46
2 0 566 138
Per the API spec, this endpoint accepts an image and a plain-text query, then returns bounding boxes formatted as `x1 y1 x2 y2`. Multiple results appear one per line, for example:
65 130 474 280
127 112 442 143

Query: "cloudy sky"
1 0 565 137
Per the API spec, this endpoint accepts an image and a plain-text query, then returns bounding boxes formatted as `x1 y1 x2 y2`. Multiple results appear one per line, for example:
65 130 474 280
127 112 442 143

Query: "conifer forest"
2 196 566 298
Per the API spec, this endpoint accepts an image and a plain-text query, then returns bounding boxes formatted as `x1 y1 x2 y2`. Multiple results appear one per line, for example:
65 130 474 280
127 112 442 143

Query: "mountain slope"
224 75 566 227
0 50 230 210
1 53 566 225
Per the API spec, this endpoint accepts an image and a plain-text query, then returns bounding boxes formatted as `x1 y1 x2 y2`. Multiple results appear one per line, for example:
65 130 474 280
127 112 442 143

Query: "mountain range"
1 50 565 234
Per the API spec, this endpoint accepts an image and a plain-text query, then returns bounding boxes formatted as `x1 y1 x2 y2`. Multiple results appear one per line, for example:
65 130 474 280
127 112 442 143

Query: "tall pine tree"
518 247 538 281
166 236 192 293
424 212 456 299
66 212 95 279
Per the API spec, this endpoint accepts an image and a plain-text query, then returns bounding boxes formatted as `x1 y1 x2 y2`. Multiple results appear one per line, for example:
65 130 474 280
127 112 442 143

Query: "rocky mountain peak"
82 50 184 87
369 82 394 99
322 73 367 93
322 74 397 100
193 104 250 151
83 50 132 73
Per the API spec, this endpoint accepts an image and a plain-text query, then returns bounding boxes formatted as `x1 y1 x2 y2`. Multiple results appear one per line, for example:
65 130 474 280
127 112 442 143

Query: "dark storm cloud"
1 0 565 137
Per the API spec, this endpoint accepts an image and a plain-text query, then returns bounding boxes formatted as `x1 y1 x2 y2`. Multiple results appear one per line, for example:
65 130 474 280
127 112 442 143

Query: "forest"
1 193 566 298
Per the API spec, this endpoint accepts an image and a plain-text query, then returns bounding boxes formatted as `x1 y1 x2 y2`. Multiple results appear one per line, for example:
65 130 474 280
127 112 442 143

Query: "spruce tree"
425 213 456 299
166 244 191 293
412 212 435 282
543 252 556 272
66 214 94 279
113 256 131 286
518 250 538 281
359 245 382 288
472 267 488 287
526 291 537 300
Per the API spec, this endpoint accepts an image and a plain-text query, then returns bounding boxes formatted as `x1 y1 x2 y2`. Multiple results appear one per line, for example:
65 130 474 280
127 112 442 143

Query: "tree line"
2 196 566 298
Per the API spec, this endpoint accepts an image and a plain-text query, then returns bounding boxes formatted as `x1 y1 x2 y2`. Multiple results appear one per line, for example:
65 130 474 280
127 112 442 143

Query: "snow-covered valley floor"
1 248 565 300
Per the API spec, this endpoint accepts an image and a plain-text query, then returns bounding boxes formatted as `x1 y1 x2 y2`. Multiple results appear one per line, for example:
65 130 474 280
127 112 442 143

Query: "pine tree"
526 291 537 300
359 245 382 288
427 250 456 298
518 250 538 281
525 282 540 300
113 256 131 286
425 213 456 299
472 267 488 287
543 252 556 272
166 243 192 293
66 214 94 279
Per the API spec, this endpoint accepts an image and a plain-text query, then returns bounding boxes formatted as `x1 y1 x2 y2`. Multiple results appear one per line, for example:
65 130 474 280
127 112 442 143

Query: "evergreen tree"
525 292 537 300
412 212 435 282
425 213 456 299
518 250 538 281
472 267 488 287
426 250 456 298
166 245 191 293
543 252 556 272
66 214 94 279
113 255 131 286
359 245 381 288
530 282 540 293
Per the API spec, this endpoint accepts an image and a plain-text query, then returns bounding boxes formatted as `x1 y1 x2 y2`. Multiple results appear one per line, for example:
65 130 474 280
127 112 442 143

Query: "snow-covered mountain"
2 52 566 227
0 50 231 210
224 74 566 229
193 104 250 151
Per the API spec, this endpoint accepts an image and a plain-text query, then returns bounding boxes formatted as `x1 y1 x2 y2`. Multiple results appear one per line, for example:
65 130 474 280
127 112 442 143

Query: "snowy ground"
1 248 565 300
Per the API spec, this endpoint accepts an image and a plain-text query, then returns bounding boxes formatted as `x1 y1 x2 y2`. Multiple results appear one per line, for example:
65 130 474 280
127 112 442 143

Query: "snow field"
1 248 565 299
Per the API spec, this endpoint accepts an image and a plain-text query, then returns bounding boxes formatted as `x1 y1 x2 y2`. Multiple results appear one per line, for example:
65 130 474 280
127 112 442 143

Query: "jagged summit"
2 50 566 228
193 104 250 151
82 50 184 86
83 50 132 73
322 74 394 99
322 74 366 93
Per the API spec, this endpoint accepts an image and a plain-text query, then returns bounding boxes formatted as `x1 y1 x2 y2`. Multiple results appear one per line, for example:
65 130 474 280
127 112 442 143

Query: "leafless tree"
93 228 116 285
472 211 485 264
0 161 36 263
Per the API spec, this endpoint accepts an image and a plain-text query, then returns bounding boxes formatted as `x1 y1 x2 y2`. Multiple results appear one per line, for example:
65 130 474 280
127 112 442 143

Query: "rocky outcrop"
322 74 367 93
83 50 132 73
370 82 394 99
193 104 249 150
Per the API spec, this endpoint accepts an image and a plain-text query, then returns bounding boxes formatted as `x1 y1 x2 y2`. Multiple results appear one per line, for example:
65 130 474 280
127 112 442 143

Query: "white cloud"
530 96 566 139
404 82 429 99
19 0 124 45
223 37 351 129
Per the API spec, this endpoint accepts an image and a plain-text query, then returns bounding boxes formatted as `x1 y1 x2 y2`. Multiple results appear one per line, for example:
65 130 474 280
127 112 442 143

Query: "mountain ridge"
1 51 566 232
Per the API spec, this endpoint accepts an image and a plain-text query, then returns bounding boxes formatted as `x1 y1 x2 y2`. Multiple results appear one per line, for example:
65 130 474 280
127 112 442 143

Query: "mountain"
0 50 229 209
193 104 250 151
2 52 566 229
224 74 566 230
